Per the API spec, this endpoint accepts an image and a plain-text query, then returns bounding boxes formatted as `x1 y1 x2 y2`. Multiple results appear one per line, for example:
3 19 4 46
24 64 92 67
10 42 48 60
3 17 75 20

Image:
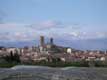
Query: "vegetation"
3 51 20 63
31 60 89 67
0 62 18 68
0 60 107 68
0 51 20 68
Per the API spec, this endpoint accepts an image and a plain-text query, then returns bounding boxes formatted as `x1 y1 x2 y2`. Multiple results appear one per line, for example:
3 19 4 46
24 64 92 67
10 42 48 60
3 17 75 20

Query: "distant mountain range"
55 38 107 50
0 38 107 50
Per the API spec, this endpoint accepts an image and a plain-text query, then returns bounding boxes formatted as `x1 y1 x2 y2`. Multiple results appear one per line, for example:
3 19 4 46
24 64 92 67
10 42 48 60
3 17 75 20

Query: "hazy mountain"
55 38 107 50
0 38 107 50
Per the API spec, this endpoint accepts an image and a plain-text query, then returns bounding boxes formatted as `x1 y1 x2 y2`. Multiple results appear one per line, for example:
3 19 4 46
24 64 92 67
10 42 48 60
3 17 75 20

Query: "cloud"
0 32 10 40
0 32 37 42
0 23 36 41
96 32 107 38
0 21 63 41
0 21 107 42
62 32 107 40
28 20 62 30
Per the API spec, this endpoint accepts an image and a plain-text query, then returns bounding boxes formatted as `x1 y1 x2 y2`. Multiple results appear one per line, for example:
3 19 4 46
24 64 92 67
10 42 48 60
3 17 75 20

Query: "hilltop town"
0 36 107 67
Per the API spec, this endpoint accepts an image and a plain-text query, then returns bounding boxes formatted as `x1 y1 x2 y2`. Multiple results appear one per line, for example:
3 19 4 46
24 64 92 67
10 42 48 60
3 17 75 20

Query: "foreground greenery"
1 60 107 68
0 62 18 68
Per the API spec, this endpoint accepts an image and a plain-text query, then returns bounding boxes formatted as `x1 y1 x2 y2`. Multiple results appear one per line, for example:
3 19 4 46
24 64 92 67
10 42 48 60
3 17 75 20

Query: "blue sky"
0 0 107 24
0 0 107 49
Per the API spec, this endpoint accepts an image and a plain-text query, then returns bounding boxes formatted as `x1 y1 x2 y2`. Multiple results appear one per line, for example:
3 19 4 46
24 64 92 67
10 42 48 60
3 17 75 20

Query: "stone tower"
40 36 45 47
50 37 53 45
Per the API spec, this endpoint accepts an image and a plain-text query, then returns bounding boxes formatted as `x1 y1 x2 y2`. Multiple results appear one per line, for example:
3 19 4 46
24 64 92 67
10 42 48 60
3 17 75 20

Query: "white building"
67 48 72 54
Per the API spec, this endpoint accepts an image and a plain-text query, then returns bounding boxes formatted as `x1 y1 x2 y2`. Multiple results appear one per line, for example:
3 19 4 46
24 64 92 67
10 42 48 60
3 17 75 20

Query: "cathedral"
39 36 63 54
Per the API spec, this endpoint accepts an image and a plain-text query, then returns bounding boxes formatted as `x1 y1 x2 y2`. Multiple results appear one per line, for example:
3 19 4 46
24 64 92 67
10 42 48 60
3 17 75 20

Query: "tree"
3 51 20 63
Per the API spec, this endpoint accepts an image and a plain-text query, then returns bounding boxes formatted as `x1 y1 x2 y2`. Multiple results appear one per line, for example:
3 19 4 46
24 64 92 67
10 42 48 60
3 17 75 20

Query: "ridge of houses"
0 36 107 64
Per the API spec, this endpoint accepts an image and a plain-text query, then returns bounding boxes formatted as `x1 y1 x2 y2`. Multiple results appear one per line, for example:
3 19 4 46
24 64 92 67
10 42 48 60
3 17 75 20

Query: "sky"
0 0 107 49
